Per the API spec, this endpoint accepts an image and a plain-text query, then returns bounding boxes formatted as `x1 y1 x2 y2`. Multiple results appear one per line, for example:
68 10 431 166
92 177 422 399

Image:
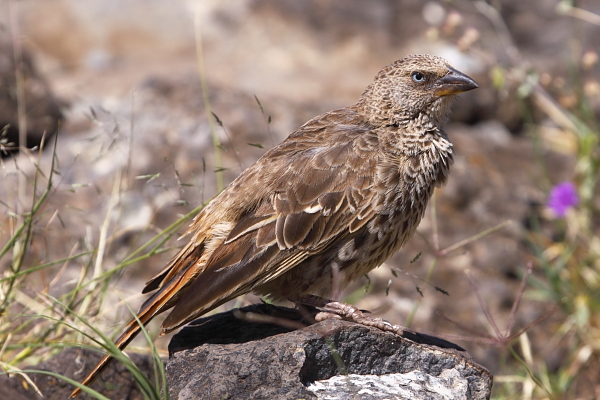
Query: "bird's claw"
307 299 408 336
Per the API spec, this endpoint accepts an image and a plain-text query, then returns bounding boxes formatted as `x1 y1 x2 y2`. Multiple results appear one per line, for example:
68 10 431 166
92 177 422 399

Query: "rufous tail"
69 259 193 397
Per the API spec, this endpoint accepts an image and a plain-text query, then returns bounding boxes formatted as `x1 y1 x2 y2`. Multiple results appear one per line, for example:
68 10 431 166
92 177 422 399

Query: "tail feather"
69 269 190 398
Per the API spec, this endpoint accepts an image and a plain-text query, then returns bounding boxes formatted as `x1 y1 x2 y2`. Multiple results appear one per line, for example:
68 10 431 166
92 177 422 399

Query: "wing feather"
148 108 381 333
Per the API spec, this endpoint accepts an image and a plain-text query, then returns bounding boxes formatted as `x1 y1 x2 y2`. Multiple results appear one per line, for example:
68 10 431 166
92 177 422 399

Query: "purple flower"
548 182 579 217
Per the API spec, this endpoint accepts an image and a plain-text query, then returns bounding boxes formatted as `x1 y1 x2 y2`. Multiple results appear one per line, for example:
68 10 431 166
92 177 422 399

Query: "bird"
70 54 477 397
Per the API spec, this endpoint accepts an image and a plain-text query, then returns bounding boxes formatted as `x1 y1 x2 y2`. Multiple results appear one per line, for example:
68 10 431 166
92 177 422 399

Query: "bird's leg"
296 295 413 336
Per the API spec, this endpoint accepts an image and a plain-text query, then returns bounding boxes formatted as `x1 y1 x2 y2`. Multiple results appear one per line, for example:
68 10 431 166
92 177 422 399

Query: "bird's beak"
434 66 478 96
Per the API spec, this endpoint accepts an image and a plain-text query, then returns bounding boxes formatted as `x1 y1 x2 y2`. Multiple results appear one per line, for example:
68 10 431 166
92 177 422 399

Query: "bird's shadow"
168 303 465 356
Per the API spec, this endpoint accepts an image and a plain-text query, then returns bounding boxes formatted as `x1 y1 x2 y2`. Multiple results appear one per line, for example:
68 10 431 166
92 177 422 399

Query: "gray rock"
167 304 492 400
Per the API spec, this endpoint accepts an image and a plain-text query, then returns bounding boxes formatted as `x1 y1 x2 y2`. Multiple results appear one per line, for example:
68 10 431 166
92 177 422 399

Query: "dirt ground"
1 0 600 398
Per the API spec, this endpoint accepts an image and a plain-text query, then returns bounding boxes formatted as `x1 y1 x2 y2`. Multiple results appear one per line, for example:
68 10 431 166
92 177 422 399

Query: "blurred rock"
0 347 155 400
0 38 65 157
449 74 525 133
167 304 492 400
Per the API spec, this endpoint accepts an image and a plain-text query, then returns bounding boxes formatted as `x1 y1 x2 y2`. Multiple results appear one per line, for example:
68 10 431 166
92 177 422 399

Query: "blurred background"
1 0 599 399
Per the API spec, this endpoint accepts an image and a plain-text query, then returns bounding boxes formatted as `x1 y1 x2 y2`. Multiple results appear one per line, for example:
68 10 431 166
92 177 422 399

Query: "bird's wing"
158 110 382 333
70 111 381 397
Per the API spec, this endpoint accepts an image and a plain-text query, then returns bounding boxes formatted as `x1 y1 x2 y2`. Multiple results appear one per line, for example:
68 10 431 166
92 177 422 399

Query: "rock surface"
167 304 492 400
309 370 471 400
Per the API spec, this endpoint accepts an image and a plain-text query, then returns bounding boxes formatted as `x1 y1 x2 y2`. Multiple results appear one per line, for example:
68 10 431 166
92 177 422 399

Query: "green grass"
0 135 189 398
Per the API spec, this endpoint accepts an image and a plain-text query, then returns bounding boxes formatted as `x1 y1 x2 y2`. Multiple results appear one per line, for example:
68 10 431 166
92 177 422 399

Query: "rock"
0 347 155 400
0 38 64 157
309 370 471 400
167 304 492 400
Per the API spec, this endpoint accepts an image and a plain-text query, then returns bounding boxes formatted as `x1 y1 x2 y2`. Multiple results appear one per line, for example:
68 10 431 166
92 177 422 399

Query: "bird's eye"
411 72 425 83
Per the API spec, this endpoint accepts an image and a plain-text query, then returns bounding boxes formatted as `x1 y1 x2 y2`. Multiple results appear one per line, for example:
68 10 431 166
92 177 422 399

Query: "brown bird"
71 54 477 397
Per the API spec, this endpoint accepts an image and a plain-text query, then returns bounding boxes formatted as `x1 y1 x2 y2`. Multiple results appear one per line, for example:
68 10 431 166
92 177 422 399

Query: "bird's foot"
297 295 412 336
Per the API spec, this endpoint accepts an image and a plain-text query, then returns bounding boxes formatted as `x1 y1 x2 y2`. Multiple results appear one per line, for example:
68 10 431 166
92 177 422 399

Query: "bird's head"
357 54 478 128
